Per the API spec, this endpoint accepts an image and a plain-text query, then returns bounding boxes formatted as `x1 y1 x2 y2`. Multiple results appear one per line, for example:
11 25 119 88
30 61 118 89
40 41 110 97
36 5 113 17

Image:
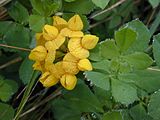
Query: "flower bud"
29 46 47 61
60 74 77 90
43 25 58 40
81 35 99 49
53 16 68 31
78 59 92 71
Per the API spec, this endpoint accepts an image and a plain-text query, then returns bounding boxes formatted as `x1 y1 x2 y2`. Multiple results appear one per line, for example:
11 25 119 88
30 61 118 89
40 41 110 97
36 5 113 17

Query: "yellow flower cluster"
29 15 99 90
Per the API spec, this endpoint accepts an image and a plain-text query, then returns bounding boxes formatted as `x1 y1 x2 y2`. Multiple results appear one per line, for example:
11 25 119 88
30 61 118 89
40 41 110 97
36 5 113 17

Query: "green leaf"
85 71 110 90
8 1 29 25
63 0 95 14
109 15 121 29
0 21 13 37
153 33 160 67
148 0 160 8
63 82 103 112
52 99 81 120
100 39 120 59
64 0 77 2
0 102 15 120
30 0 60 16
111 78 138 105
3 23 31 48
125 20 151 53
92 60 110 72
19 57 34 84
0 76 18 102
119 69 160 93
92 0 110 9
89 44 103 61
129 103 147 120
102 111 123 120
29 15 52 32
115 28 137 52
124 52 153 70
148 90 160 120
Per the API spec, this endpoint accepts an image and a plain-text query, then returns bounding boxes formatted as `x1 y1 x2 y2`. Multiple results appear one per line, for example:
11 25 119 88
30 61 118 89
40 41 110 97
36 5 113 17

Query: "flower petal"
69 31 84 38
45 50 56 67
68 38 81 52
78 59 92 71
29 46 47 61
33 61 45 72
63 52 79 63
36 33 47 46
70 47 89 59
43 25 58 40
45 41 57 51
53 16 68 31
62 61 79 74
43 74 59 87
60 74 77 90
39 72 50 83
54 35 65 48
81 35 99 49
68 15 83 31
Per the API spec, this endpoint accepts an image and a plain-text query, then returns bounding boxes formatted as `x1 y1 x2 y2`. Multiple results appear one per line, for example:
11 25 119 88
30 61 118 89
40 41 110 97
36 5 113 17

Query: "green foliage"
92 0 110 9
102 111 122 120
19 57 34 84
0 76 18 102
148 0 160 8
8 1 29 25
0 102 15 120
153 33 160 67
148 90 160 120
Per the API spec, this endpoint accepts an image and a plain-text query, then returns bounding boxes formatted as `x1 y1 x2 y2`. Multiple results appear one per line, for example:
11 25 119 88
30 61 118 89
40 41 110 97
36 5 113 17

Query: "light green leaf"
63 0 95 14
29 15 52 32
92 60 110 72
115 28 137 52
0 102 15 120
119 69 160 93
153 33 160 67
100 39 120 59
148 90 160 120
124 52 153 70
0 76 18 102
8 1 29 25
102 111 122 120
111 78 138 105
64 0 77 2
19 57 34 84
85 71 110 91
148 0 160 8
92 0 110 9
125 20 151 53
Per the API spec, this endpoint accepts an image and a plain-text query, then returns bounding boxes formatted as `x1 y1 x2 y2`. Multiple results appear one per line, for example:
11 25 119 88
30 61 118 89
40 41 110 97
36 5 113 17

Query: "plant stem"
13 71 39 120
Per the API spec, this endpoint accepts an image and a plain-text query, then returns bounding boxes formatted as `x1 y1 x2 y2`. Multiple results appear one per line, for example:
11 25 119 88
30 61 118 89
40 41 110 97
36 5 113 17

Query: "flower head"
29 14 98 90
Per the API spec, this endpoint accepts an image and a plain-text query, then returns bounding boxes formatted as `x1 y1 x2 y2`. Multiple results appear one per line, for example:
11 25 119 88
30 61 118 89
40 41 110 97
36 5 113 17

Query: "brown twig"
89 0 126 19
0 44 31 52
0 57 22 69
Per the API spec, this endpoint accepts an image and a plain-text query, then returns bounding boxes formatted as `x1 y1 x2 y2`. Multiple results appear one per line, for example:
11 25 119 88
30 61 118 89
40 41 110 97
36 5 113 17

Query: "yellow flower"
29 46 47 61
35 33 47 46
43 25 59 41
33 61 45 72
81 35 99 49
39 72 59 87
53 16 68 31
60 74 77 90
45 50 56 68
60 15 84 38
78 59 92 71
62 53 79 74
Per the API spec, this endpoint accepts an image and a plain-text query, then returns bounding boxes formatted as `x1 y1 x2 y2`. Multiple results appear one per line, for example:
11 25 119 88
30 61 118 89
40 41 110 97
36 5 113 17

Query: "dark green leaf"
0 102 15 120
63 0 95 14
19 57 34 84
148 90 160 120
153 33 160 67
148 0 160 8
109 15 121 29
8 1 29 25
115 28 137 52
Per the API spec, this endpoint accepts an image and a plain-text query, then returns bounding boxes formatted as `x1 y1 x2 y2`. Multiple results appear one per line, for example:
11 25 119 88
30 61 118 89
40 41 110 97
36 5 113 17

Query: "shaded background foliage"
1 0 160 120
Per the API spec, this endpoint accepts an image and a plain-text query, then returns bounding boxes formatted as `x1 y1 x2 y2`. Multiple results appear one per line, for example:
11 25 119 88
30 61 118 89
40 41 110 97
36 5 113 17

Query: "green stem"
13 71 39 120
